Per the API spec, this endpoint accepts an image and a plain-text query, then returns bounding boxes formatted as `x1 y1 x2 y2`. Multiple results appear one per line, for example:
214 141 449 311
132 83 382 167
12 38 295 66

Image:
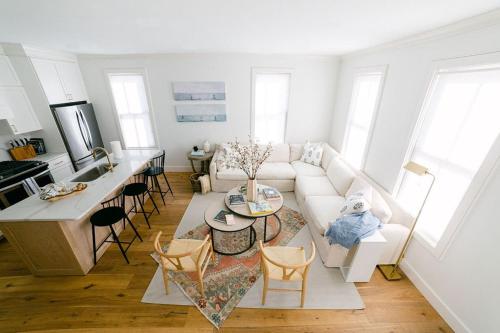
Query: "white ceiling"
1 0 500 55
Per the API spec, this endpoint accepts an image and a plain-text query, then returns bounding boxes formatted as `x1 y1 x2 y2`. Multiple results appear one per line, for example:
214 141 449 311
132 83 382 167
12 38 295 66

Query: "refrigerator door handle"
79 110 94 149
75 111 91 151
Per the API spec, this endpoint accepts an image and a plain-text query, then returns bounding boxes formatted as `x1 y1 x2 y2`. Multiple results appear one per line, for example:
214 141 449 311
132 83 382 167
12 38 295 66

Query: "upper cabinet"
0 55 21 86
0 87 42 134
31 58 88 105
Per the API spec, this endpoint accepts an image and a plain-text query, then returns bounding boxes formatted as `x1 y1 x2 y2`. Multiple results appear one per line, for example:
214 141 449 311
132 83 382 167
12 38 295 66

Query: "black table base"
209 225 256 256
263 213 282 243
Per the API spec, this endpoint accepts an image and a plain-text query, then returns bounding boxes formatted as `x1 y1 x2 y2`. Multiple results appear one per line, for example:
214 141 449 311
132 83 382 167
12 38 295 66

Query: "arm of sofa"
209 149 221 184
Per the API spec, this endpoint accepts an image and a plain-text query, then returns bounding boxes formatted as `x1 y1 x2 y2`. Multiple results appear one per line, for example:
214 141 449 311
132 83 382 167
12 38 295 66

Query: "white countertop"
0 149 159 222
27 152 68 163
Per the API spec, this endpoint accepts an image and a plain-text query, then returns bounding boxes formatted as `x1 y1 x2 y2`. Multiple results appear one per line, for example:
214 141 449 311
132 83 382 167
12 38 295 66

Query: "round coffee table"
224 185 283 243
204 201 256 255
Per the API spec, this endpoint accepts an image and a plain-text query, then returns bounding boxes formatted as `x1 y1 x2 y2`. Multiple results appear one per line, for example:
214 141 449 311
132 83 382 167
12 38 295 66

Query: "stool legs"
147 189 161 215
147 173 174 206
162 173 174 196
126 215 143 242
92 224 97 265
109 225 129 264
136 195 151 229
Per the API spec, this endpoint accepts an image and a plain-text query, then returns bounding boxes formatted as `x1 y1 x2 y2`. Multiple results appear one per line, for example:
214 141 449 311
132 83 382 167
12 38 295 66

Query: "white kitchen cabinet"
31 58 88 105
31 58 67 104
49 154 74 182
0 55 21 86
0 86 42 134
56 61 88 102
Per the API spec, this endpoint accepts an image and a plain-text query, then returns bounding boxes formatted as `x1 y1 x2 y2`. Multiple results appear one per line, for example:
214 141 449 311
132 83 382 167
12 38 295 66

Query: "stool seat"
144 166 164 177
123 183 148 196
90 207 126 226
122 180 160 229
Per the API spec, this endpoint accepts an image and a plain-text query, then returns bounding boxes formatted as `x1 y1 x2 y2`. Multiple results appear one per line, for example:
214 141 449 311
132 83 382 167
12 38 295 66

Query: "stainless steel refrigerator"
52 103 105 171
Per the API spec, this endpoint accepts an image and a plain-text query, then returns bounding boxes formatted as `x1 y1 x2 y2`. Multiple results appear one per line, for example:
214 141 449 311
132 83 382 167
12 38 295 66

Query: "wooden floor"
0 172 452 333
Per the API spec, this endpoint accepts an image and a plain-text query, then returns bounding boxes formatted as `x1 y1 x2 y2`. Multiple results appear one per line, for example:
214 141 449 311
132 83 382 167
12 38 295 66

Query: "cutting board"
9 145 37 160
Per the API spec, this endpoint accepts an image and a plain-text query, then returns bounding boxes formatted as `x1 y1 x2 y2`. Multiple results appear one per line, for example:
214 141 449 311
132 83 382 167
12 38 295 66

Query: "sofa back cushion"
265 143 290 162
326 157 356 196
321 144 339 170
289 143 303 162
346 177 393 224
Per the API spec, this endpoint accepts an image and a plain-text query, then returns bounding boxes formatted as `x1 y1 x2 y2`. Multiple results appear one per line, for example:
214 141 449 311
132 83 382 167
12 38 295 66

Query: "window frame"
395 52 500 259
250 67 293 143
342 65 387 170
104 68 159 150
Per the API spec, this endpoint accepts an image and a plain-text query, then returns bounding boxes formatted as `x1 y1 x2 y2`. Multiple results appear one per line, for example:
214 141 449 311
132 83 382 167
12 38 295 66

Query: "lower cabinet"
45 153 75 182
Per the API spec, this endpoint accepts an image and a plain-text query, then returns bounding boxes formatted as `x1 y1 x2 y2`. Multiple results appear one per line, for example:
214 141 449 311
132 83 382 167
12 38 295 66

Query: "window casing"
107 72 157 149
342 67 386 169
397 63 500 251
251 69 291 144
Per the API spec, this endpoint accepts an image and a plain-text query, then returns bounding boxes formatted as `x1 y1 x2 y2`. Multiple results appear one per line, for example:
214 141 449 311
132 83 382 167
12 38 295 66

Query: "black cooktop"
0 160 48 186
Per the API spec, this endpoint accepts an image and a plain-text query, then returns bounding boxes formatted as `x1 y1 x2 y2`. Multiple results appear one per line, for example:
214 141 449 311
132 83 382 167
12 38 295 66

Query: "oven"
0 162 54 210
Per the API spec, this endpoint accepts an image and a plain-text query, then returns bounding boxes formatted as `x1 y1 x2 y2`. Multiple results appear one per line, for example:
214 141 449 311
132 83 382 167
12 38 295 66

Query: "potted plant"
221 138 272 202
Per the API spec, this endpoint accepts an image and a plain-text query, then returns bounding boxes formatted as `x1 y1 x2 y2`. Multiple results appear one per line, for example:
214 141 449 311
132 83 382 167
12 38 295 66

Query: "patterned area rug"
152 206 306 328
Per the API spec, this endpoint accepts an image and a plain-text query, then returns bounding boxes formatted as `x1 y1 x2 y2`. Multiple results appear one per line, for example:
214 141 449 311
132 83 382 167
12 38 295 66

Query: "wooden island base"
0 176 143 276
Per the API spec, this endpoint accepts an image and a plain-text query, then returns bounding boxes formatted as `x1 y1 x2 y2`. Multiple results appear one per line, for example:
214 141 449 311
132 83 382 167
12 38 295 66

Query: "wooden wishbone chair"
154 231 215 297
259 240 316 307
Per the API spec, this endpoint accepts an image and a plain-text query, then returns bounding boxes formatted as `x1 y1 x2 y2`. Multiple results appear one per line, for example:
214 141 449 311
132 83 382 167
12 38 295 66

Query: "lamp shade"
404 161 429 176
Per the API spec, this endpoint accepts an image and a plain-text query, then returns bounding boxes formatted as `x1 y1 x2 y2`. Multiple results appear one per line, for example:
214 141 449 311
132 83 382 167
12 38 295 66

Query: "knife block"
9 145 37 160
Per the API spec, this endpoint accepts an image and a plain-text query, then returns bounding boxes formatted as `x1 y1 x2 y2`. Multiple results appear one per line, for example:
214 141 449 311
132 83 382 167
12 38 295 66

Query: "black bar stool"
123 173 160 229
143 150 173 205
90 191 143 265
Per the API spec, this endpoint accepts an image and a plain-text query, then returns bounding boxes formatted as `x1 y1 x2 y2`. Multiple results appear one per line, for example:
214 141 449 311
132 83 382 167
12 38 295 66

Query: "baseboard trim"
401 260 472 333
165 166 194 172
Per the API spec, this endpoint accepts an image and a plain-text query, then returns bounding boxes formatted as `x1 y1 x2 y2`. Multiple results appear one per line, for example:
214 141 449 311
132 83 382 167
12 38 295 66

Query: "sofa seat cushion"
295 176 338 202
217 162 296 180
291 161 326 177
305 195 345 236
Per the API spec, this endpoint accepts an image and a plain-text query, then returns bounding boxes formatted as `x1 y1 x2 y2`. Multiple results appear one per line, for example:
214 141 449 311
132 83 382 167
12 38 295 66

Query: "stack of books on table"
228 194 245 205
262 187 280 200
191 150 205 157
248 201 274 216
213 210 235 225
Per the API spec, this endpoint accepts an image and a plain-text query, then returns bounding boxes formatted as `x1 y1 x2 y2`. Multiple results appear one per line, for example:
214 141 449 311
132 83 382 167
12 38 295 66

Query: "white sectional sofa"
209 142 413 267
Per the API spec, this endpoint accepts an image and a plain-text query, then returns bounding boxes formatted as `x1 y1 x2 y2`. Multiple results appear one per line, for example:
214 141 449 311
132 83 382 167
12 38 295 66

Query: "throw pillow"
300 142 324 166
346 177 392 223
340 193 372 216
346 178 392 223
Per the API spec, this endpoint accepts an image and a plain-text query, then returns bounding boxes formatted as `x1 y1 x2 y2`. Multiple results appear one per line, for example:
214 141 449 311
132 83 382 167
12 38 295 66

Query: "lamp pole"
379 170 435 280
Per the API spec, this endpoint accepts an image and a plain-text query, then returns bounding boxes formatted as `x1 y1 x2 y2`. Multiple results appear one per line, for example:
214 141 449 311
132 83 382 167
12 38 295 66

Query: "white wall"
331 20 500 333
78 53 338 170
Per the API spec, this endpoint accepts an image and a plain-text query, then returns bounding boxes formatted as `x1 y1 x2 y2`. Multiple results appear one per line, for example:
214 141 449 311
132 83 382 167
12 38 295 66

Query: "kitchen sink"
71 163 118 182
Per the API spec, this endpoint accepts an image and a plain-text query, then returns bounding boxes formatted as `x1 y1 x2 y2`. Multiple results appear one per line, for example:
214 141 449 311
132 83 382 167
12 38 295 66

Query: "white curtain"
398 68 500 246
108 74 156 149
254 73 290 144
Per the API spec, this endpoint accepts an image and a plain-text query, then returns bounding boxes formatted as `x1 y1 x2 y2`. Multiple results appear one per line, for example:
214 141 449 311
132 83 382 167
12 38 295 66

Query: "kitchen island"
0 149 159 276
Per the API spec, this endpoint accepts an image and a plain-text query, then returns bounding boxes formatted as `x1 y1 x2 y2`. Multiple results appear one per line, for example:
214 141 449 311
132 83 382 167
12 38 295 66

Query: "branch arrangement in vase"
221 138 273 180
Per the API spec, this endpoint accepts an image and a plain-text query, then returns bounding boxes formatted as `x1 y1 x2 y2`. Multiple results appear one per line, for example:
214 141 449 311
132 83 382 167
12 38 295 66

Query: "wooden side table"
186 151 214 173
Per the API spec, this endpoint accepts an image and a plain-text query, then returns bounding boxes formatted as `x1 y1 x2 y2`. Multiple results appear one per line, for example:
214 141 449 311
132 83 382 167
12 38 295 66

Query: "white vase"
203 140 210 153
247 179 257 202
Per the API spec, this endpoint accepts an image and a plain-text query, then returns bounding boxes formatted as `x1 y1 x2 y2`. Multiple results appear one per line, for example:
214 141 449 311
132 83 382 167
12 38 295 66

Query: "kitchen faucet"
92 147 114 171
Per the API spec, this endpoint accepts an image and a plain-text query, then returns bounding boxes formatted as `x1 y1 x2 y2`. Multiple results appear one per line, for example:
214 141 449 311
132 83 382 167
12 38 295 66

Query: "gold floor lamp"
379 161 435 281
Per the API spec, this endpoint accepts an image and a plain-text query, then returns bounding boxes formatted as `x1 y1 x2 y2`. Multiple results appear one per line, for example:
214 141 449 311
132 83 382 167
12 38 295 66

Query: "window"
342 67 385 169
252 70 291 143
397 65 500 247
108 72 157 149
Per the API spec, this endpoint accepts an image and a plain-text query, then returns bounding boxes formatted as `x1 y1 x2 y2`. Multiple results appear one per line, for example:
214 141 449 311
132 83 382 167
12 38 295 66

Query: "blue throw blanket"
325 211 382 249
